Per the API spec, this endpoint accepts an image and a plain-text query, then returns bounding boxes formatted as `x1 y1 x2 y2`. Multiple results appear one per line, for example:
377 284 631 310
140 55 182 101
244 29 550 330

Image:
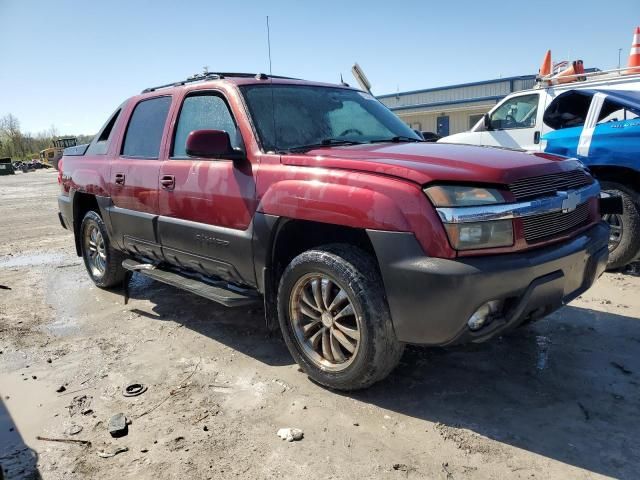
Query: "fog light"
467 300 503 331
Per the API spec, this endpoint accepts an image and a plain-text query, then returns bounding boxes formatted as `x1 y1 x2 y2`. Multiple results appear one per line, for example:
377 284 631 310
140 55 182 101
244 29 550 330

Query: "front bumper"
367 221 609 346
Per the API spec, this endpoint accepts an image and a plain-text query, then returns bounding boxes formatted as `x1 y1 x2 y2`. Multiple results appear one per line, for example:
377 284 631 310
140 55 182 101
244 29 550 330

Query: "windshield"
240 84 422 152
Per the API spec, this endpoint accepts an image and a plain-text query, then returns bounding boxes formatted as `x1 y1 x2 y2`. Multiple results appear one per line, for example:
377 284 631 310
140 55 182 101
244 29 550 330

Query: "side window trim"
97 109 121 142
120 95 173 160
86 105 124 156
169 89 241 160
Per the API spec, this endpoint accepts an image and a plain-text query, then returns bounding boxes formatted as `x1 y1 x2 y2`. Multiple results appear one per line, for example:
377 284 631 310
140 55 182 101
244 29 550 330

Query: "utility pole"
618 48 623 69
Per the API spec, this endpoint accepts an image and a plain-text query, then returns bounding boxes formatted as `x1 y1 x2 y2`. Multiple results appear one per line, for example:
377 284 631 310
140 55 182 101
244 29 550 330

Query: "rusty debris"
123 383 148 397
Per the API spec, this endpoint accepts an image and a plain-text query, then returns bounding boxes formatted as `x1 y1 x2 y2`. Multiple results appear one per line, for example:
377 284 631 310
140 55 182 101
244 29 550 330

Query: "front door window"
172 93 240 158
490 94 539 130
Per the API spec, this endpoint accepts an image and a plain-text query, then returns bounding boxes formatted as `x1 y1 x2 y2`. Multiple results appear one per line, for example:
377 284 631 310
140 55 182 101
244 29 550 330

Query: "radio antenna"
266 16 273 75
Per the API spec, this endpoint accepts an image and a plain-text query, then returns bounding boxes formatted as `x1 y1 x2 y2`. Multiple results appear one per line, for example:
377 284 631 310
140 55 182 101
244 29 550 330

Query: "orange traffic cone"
625 26 640 75
552 60 585 85
539 50 552 77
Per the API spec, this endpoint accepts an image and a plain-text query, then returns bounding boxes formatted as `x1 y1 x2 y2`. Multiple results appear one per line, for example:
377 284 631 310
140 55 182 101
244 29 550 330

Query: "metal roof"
377 75 537 99
388 95 504 112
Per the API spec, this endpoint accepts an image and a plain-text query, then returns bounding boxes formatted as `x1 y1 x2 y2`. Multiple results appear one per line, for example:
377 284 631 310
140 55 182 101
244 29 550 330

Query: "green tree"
0 113 95 160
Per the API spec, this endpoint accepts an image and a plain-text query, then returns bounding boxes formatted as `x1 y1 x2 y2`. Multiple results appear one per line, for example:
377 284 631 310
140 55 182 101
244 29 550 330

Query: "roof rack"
535 66 640 88
141 71 299 93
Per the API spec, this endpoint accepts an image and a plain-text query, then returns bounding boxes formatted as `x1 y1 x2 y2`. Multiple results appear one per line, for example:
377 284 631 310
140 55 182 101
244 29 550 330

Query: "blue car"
543 89 640 269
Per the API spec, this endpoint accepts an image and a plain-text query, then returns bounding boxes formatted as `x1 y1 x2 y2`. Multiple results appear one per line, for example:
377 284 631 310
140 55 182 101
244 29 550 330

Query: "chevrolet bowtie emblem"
559 191 579 213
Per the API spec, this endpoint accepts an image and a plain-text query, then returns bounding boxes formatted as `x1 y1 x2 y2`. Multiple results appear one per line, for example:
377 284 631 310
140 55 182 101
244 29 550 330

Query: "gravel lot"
1 170 639 479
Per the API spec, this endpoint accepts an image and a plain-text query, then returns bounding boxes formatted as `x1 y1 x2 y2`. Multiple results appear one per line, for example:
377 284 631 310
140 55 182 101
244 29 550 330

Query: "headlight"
425 184 513 250
444 220 513 250
424 185 506 207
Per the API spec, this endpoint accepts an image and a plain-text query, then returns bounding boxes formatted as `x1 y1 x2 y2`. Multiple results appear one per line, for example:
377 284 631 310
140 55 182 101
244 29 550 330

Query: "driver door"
482 93 542 151
157 90 258 285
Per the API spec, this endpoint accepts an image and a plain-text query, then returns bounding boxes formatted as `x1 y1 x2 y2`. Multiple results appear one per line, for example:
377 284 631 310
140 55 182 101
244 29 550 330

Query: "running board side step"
122 259 260 307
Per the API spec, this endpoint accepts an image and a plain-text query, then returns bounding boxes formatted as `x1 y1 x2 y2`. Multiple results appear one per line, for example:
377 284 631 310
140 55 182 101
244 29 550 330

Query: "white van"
439 70 640 270
439 71 640 151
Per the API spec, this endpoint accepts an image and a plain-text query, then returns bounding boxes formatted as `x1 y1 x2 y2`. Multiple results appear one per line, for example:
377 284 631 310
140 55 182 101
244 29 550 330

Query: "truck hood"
281 142 576 185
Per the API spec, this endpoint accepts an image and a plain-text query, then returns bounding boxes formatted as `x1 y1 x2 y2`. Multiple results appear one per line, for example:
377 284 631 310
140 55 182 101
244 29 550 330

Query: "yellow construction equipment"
40 137 77 170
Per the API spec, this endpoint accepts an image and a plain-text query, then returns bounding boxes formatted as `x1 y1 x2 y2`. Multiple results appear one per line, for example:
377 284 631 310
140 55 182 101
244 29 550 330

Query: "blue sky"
1 0 638 135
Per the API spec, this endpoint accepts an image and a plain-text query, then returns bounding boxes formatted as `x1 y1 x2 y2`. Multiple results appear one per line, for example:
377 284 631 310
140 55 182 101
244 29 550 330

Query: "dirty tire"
601 182 640 271
80 210 126 288
278 244 404 390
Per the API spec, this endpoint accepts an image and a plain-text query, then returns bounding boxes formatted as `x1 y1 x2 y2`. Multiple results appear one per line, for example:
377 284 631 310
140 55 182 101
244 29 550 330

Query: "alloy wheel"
289 273 361 372
85 224 106 278
603 213 623 253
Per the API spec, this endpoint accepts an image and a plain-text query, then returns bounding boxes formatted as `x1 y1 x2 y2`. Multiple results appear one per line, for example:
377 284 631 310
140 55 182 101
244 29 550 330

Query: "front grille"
509 170 592 200
522 202 590 242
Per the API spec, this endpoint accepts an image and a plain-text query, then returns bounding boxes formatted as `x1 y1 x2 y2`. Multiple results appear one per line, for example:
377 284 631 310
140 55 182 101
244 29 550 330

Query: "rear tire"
277 244 404 391
601 182 640 270
80 211 126 288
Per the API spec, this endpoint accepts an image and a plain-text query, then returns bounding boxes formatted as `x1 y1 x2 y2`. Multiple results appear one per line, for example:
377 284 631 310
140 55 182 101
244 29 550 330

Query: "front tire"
80 211 126 288
601 182 640 270
277 245 404 390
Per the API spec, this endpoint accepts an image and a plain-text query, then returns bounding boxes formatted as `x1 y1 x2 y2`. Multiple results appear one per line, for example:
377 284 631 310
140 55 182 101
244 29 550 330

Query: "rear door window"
597 99 640 124
172 93 239 158
122 96 172 158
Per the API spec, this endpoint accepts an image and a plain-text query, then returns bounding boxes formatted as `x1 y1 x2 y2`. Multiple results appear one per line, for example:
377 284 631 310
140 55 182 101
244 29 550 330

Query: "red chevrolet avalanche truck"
58 72 611 390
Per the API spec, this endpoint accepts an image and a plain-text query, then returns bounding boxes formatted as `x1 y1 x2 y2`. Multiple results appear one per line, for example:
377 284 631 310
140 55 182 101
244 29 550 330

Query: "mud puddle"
0 252 68 269
0 368 83 479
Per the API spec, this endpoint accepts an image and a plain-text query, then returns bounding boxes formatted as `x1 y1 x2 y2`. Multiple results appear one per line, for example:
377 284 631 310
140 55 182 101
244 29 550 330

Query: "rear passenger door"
109 95 173 260
157 90 257 285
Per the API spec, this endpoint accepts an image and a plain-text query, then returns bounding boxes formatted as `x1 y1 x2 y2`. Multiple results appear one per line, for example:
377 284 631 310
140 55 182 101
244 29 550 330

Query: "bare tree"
0 114 25 158
47 124 59 139
0 114 90 160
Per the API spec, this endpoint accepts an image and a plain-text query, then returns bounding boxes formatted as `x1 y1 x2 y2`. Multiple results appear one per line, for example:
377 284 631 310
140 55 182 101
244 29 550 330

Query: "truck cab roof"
139 72 355 96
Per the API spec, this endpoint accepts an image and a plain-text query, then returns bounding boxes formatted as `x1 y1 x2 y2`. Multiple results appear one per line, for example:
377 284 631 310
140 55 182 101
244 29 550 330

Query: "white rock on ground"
277 428 304 442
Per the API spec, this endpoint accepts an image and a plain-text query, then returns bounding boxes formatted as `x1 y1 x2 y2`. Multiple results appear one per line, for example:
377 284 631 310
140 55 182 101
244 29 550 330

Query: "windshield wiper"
285 139 366 153
368 135 424 144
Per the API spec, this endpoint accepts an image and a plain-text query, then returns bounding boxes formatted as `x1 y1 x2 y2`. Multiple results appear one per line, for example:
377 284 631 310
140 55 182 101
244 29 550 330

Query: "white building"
377 75 537 137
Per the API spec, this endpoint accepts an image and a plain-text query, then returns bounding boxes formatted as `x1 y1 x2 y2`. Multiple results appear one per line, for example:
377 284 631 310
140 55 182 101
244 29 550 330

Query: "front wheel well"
263 219 381 330
72 192 100 256
589 165 640 196
270 220 378 280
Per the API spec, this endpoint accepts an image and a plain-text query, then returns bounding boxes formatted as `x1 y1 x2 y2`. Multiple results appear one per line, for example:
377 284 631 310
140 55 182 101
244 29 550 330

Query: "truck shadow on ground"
0 398 40 480
349 305 640 479
126 274 292 367
127 274 639 479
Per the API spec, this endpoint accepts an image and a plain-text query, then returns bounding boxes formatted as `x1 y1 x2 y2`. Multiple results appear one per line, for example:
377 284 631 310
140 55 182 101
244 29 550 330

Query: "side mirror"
483 113 493 131
185 129 245 161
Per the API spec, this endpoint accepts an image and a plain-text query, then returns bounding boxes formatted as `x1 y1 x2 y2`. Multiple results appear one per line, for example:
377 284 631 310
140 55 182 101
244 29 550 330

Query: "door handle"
114 173 125 185
533 131 541 144
160 175 175 190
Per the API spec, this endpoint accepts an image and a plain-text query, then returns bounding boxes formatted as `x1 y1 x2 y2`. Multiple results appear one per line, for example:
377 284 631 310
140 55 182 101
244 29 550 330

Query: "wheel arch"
71 191 100 256
589 165 640 197
590 166 640 269
254 214 381 331
71 192 114 256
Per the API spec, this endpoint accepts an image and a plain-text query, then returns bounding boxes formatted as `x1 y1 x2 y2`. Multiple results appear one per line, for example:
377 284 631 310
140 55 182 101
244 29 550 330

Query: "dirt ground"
0 170 639 480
